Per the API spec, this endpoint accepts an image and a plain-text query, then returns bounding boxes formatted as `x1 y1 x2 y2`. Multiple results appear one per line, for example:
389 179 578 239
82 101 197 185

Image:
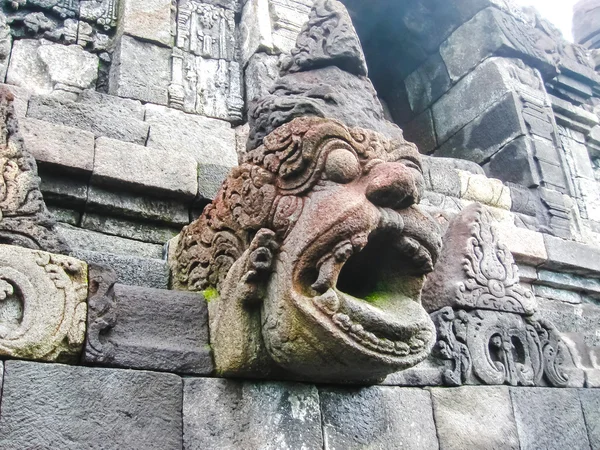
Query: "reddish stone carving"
173 117 442 382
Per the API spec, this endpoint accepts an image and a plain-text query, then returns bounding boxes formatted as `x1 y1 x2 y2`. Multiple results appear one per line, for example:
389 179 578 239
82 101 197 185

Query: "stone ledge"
542 234 600 275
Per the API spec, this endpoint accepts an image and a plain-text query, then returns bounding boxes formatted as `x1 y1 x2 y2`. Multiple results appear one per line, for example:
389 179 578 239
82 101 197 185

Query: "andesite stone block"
543 234 600 275
0 361 183 450
485 136 541 188
403 109 437 155
457 170 512 210
510 388 590 450
579 389 600 449
320 386 438 450
198 163 231 200
537 297 600 347
27 90 149 145
537 269 600 298
85 282 213 375
93 136 198 199
495 223 548 266
48 206 81 226
72 249 169 289
81 212 180 245
405 52 452 115
0 83 30 117
431 386 519 450
58 223 163 259
245 52 279 105
109 35 172 105
145 103 238 167
118 0 174 47
39 171 89 208
534 284 582 305
240 0 274 66
21 117 96 174
184 378 323 449
0 245 87 362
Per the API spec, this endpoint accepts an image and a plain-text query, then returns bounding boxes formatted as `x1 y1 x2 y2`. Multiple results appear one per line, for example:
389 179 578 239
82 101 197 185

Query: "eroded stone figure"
173 117 442 382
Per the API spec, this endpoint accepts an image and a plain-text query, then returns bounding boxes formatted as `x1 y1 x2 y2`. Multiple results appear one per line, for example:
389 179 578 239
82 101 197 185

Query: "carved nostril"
365 162 419 209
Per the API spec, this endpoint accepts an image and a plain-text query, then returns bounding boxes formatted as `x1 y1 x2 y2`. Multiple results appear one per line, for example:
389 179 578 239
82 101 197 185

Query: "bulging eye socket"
324 148 361 184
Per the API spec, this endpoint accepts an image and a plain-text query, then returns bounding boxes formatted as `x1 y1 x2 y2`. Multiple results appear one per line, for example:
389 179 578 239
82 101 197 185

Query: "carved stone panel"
0 244 88 362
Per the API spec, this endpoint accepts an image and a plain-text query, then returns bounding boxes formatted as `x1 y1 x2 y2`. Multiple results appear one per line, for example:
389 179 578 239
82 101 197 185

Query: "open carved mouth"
295 206 441 360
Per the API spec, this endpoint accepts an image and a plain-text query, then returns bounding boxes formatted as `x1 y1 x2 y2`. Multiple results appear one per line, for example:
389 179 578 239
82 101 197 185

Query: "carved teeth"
312 241 354 293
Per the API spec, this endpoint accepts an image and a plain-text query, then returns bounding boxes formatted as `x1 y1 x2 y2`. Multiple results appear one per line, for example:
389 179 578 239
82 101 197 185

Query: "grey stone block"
537 269 600 298
93 137 198 199
184 378 323 449
21 117 96 173
86 186 190 226
422 157 462 197
0 360 183 450
245 52 279 105
0 83 31 117
145 104 238 167
320 386 438 449
48 206 81 226
58 224 163 259
485 136 540 188
109 35 171 105
431 386 519 450
543 234 600 275
405 52 451 115
85 282 213 375
72 249 169 289
403 109 437 155
537 297 600 347
579 389 600 449
198 164 230 200
118 0 174 47
82 213 179 244
511 388 590 450
27 89 149 145
39 171 89 208
435 92 526 164
534 284 582 304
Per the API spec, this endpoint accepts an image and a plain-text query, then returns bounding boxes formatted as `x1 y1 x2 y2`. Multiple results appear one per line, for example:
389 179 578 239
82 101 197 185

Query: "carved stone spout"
172 117 443 383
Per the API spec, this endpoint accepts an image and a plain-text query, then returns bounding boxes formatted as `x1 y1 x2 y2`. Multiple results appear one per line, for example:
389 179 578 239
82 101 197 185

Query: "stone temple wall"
0 0 599 448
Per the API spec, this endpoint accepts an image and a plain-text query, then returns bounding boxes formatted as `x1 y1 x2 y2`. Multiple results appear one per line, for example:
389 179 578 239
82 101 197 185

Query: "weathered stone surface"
145 104 237 167
537 269 600 298
93 136 198 199
87 186 190 226
458 171 512 210
405 52 451 115
579 388 600 448
21 117 95 173
6 39 98 98
543 234 600 274
485 136 540 188
0 83 30 118
39 171 89 207
27 90 149 145
269 0 313 54
0 12 11 83
73 249 169 289
495 222 548 266
80 0 120 28
118 0 174 47
431 386 519 450
198 163 231 200
184 378 322 449
0 360 183 450
435 92 527 164
537 297 600 347
511 388 590 450
574 0 600 47
534 284 582 304
110 35 171 105
174 117 442 382
58 224 163 259
81 213 180 244
240 0 274 66
320 387 438 449
381 359 444 386
85 279 213 375
0 244 87 362
403 110 437 155
48 205 81 226
245 52 279 105
0 90 70 253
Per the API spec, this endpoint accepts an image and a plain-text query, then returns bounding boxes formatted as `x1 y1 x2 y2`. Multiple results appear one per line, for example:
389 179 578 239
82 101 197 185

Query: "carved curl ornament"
173 117 443 382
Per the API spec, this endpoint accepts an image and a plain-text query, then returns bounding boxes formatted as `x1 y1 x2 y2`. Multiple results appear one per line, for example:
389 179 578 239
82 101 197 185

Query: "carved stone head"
173 117 442 382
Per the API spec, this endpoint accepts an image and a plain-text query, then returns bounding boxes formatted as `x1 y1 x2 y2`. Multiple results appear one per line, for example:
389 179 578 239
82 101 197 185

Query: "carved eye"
324 148 361 184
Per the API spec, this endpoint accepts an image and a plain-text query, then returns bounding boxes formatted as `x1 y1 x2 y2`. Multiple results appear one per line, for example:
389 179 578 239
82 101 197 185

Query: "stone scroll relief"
169 0 243 122
422 203 572 387
172 117 443 383
0 244 88 362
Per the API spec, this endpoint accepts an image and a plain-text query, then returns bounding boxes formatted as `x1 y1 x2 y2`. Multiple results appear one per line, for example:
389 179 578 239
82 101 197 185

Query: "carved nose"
365 162 421 209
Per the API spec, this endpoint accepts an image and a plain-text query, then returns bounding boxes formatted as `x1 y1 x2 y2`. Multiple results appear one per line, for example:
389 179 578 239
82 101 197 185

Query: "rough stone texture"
269 0 314 54
72 249 169 289
511 388 590 450
0 12 11 82
537 269 600 298
145 103 237 166
245 52 279 105
198 163 230 200
0 244 87 362
0 83 31 118
403 110 437 155
85 281 213 375
405 52 452 115
49 205 81 226
240 0 274 65
81 212 180 244
0 360 183 450
58 224 163 259
534 284 582 304
27 90 149 145
21 117 95 173
458 171 512 210
320 387 438 449
431 386 519 450
579 389 600 448
184 378 323 449
39 172 89 208
543 234 600 274
110 35 172 105
6 39 98 97
496 223 548 265
86 186 190 226
118 0 174 47
537 297 600 347
93 136 198 199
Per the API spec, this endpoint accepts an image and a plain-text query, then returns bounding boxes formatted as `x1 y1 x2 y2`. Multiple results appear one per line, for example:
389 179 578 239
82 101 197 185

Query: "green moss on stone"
203 287 219 303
